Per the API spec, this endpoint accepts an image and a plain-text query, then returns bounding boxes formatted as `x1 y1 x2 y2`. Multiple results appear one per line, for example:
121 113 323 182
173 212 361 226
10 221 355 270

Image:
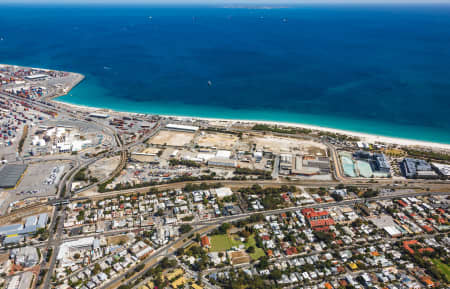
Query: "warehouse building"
165 123 199 133
37 213 48 229
24 74 48 81
279 154 293 173
22 215 39 234
89 112 109 119
3 236 24 245
292 156 320 176
211 187 234 199
0 164 27 188
281 154 330 176
207 150 236 167
0 213 49 245
208 158 237 168
0 224 24 236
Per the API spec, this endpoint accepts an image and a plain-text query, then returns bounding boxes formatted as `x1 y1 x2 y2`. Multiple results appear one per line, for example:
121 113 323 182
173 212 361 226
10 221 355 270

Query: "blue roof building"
3 235 23 245
37 213 48 229
0 224 23 236
401 158 437 179
25 215 38 228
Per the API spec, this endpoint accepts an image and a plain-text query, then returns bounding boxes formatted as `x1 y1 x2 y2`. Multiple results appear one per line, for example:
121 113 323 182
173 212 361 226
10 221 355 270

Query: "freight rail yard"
0 64 449 289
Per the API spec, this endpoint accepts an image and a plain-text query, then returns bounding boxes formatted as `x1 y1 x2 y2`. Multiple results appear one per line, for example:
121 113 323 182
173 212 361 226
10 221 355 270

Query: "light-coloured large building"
57 237 99 265
11 246 39 267
432 163 450 178
166 124 199 132
24 74 48 81
208 158 237 168
211 187 234 199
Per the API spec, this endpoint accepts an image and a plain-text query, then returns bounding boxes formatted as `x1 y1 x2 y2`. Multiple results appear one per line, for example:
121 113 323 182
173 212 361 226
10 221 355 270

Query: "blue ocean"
1 4 450 143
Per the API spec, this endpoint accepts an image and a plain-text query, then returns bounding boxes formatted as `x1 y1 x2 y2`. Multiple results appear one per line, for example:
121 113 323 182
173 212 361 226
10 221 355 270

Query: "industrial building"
211 187 234 199
165 123 199 133
0 213 49 245
11 246 40 267
401 158 438 179
37 213 48 229
279 154 293 173
89 112 109 119
3 235 24 245
207 150 236 167
24 74 48 81
57 237 100 266
208 158 237 168
0 224 24 236
0 164 27 188
291 156 331 176
280 154 330 176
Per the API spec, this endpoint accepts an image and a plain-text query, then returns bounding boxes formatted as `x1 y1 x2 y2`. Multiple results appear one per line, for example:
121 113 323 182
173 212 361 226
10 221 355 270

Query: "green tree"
179 224 193 234
269 269 282 280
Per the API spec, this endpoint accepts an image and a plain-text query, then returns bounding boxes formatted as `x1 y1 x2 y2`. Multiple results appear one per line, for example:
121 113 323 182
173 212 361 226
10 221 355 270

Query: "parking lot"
12 161 69 198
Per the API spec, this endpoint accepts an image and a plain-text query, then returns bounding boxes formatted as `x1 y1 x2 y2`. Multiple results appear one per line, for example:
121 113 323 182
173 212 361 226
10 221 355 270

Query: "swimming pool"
340 152 357 178
356 160 373 178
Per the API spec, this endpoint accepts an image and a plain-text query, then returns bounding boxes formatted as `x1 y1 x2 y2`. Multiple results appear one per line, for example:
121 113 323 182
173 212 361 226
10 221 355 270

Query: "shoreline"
51 98 450 151
47 72 85 101
5 62 447 151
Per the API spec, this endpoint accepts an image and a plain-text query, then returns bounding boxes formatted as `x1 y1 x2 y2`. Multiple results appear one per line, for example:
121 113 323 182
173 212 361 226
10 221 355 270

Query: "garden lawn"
244 235 265 260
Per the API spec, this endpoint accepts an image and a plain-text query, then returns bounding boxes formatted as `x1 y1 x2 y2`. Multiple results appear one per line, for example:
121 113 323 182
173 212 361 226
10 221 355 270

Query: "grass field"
432 259 450 282
210 234 242 252
209 234 265 260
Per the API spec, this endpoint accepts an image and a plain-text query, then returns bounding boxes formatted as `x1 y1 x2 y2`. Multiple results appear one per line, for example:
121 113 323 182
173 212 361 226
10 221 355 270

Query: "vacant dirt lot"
89 156 121 180
107 234 130 246
252 136 327 155
140 147 161 155
196 132 239 150
148 130 195 147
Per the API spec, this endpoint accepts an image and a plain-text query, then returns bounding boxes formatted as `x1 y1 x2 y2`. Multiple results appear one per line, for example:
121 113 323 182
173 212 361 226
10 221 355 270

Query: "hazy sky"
2 0 450 4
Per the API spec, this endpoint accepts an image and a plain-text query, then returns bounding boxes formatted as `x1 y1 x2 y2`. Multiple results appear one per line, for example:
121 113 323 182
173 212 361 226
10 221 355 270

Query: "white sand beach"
52 99 450 151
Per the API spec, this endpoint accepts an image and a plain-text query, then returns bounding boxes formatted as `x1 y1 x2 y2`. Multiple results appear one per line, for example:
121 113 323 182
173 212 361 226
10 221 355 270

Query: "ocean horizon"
1 4 450 144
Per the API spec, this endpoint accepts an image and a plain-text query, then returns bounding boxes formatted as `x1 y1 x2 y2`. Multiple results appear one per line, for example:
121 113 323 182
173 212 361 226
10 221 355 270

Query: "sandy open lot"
148 130 194 147
140 147 161 155
89 155 121 180
251 136 327 155
196 132 239 150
